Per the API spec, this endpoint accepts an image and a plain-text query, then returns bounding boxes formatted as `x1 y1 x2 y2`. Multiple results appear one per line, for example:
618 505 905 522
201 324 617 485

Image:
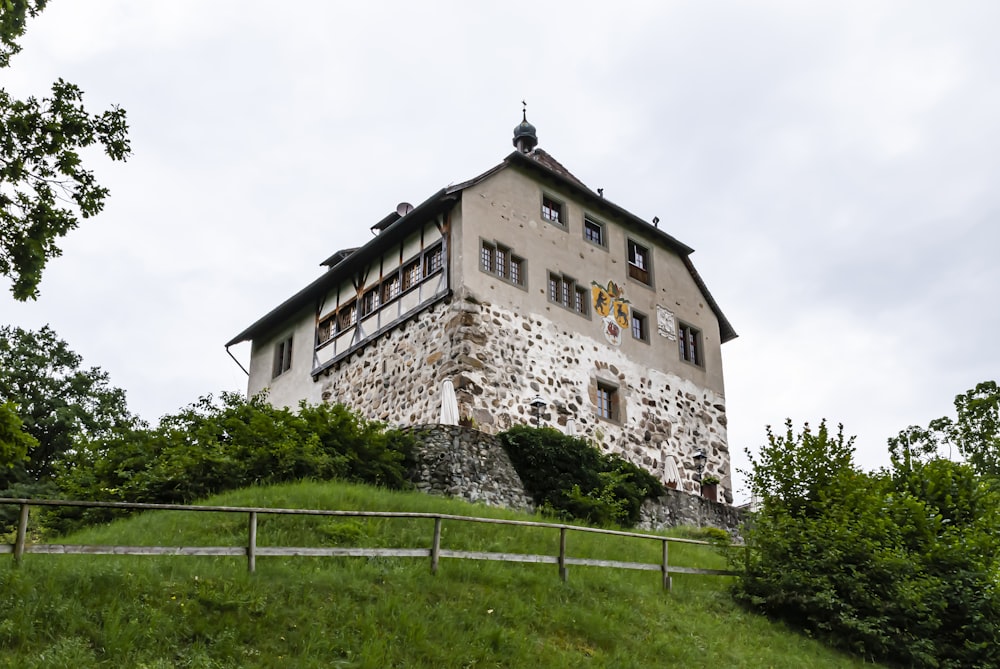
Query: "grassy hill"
0 481 882 668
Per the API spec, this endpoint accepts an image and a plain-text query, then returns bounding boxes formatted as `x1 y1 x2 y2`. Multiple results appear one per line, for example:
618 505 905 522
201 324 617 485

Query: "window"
627 239 651 285
337 301 357 331
424 243 443 275
541 195 563 226
480 240 525 286
361 286 380 316
631 310 649 342
382 273 401 302
584 216 605 247
548 272 588 316
401 259 422 291
317 315 335 344
574 285 588 315
678 322 703 366
596 382 617 421
272 335 292 378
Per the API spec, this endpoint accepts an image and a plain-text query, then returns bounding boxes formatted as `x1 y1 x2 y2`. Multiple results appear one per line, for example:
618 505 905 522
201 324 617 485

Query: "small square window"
627 239 651 285
542 195 563 226
678 322 703 366
631 311 649 342
272 335 293 378
596 382 617 421
584 217 605 247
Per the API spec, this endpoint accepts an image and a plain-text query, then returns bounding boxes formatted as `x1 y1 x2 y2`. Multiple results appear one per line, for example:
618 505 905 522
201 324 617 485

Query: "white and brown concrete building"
227 115 738 502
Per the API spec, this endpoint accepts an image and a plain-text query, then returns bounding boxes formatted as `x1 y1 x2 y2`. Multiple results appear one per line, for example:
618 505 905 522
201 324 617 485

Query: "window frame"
423 242 444 276
583 215 607 249
480 239 527 288
541 194 565 228
547 271 589 317
678 321 704 367
360 286 381 317
401 258 422 293
631 309 649 343
272 335 293 378
627 238 653 286
336 300 357 331
381 272 401 303
596 382 618 422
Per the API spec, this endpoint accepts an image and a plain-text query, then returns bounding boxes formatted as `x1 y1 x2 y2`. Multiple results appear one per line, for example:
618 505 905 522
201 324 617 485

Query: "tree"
743 418 855 516
0 0 130 300
0 324 139 488
889 381 1000 478
951 381 1000 477
0 401 36 470
738 419 1000 668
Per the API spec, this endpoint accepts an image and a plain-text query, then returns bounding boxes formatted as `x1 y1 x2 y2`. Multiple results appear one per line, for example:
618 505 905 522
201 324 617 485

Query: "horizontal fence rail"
0 498 740 590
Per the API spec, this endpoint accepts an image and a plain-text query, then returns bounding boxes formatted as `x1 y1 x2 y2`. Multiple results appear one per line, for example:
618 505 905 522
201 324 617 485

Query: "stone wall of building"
403 425 534 511
318 287 732 504
443 289 733 503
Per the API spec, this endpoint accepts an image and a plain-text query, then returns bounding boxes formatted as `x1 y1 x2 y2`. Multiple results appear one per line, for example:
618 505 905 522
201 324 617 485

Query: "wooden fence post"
661 539 672 591
247 511 257 574
430 516 442 575
558 527 568 582
13 503 29 567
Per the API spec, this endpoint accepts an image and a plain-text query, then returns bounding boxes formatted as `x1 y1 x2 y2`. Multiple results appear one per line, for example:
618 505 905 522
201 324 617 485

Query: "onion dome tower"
512 104 538 154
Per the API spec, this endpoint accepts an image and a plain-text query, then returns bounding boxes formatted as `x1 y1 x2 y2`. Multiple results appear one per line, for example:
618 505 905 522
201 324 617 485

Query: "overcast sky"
3 1 998 501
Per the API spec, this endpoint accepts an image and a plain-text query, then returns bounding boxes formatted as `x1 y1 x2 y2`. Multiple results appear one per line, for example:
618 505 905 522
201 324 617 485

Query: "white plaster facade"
228 120 737 502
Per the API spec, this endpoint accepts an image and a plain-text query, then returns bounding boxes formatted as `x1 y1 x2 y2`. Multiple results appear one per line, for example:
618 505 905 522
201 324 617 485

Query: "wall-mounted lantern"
693 449 707 481
529 395 547 426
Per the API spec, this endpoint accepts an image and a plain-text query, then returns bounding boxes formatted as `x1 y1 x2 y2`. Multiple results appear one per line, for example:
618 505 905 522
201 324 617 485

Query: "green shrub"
736 419 1000 669
48 393 413 532
498 426 663 527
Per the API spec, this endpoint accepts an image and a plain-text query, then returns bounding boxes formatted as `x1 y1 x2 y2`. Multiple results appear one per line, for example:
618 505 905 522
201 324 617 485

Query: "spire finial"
522 99 527 122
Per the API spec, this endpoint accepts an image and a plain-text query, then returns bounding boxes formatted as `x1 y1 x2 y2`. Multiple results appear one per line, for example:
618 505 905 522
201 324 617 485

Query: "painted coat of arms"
591 280 630 346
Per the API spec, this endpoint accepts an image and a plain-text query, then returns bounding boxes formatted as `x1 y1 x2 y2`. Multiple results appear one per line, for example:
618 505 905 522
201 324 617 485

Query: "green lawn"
0 481 882 668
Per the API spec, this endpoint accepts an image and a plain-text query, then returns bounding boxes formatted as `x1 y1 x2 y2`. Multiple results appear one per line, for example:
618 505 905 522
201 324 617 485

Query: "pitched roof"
226 148 736 348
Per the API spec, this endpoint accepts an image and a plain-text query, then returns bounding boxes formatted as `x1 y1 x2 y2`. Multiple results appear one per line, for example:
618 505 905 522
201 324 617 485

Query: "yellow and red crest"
592 280 630 345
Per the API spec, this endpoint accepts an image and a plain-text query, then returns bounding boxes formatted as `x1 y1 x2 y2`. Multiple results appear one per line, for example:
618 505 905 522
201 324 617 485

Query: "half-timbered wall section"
312 218 448 376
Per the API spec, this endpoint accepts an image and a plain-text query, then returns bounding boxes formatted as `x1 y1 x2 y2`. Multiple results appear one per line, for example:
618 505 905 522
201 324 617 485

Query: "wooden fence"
0 498 740 590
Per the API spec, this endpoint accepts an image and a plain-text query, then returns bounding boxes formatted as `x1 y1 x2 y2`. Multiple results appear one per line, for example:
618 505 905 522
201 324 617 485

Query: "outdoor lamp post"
529 395 547 426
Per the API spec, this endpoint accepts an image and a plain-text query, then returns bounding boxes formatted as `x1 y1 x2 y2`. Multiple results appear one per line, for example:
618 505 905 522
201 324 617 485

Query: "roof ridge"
526 148 587 188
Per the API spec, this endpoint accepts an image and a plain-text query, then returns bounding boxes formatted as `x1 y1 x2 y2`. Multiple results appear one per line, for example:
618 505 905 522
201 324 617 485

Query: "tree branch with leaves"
0 0 130 300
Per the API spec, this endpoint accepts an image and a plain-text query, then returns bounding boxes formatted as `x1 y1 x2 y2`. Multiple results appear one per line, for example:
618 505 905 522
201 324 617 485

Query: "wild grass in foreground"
0 481 883 668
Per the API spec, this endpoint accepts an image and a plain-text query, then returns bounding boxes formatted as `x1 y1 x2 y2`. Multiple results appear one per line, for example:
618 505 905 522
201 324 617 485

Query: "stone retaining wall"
403 425 534 511
638 490 744 538
405 424 743 536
